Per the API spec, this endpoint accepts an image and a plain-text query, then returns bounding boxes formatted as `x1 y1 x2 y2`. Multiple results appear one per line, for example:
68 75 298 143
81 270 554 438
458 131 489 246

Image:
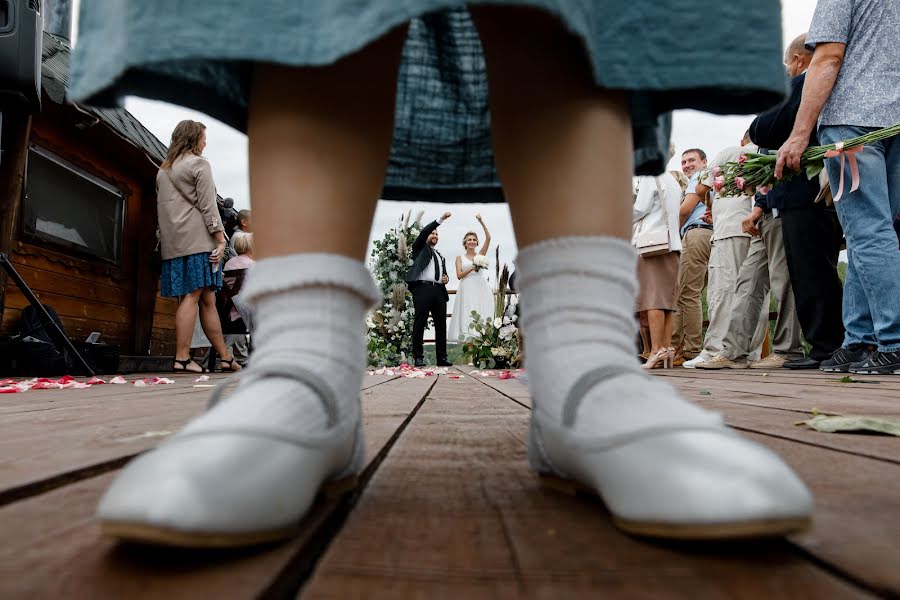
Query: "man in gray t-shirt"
776 0 900 375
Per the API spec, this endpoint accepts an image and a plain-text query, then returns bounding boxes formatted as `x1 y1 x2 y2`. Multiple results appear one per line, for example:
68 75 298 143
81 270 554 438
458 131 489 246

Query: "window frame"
21 144 128 266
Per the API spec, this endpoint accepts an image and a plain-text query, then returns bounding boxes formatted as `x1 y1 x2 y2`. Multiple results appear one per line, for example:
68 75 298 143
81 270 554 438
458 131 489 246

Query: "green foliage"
461 310 520 369
366 213 423 366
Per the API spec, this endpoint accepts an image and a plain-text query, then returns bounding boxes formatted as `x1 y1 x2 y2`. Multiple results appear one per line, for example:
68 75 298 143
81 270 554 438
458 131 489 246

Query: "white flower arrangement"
366 212 424 366
462 310 520 369
473 254 489 271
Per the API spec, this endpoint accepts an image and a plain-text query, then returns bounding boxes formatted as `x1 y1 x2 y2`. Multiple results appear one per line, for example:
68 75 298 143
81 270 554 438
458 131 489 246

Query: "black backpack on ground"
0 304 70 375
19 303 65 344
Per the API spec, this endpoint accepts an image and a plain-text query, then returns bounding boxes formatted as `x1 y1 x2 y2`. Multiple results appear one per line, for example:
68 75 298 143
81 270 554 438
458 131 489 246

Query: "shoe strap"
561 365 645 428
207 363 340 428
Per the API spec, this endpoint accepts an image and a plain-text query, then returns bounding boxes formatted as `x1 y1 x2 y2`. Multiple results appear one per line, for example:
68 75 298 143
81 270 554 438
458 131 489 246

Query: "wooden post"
0 113 32 324
130 183 159 355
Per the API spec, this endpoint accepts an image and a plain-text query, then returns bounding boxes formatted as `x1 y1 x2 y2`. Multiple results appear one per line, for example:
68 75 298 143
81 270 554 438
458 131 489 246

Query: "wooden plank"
693 399 900 465
153 312 176 331
301 375 870 599
7 263 130 307
662 378 900 415
9 245 130 286
0 376 431 599
755 434 900 598
5 286 131 325
669 380 900 416
1 308 132 350
0 374 399 504
154 295 178 316
656 369 900 398
464 369 531 406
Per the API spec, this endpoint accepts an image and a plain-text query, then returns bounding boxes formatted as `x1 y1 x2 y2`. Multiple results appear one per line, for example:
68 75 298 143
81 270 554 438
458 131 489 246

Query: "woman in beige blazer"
157 120 241 374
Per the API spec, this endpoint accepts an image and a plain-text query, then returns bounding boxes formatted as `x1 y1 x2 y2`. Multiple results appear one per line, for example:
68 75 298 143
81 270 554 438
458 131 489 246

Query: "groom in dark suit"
405 212 452 367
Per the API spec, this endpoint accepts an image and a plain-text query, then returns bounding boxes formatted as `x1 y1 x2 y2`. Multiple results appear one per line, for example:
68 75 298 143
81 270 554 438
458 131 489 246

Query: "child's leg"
96 29 407 546
472 7 812 539
249 28 407 260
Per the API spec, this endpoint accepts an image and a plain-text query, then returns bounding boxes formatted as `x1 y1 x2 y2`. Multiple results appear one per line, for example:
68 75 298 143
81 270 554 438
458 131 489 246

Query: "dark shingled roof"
41 32 168 165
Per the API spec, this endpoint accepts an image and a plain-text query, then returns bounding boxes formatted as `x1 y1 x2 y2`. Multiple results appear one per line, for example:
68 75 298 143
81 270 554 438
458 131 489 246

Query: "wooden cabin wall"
150 294 177 356
0 117 145 353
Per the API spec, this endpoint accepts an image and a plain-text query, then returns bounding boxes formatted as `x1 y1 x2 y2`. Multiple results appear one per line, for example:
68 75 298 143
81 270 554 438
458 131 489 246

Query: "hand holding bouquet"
713 122 900 201
473 254 489 271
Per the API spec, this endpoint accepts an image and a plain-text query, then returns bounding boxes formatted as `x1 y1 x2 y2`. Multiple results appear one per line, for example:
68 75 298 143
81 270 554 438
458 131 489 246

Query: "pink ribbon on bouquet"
824 142 863 202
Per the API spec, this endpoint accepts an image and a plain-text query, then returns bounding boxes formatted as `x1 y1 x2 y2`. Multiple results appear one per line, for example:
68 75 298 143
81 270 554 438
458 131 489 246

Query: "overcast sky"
107 2 820 290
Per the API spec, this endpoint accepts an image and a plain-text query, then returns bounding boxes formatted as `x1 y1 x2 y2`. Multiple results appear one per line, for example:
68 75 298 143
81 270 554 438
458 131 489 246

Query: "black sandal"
219 357 242 373
173 358 207 374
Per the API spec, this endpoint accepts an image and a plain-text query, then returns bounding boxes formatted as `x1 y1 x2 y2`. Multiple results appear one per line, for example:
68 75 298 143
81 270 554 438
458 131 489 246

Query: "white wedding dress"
448 255 495 343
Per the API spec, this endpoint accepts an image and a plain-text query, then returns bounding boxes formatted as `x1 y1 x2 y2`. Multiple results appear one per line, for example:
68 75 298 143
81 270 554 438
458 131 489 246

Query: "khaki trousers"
721 213 804 360
673 227 712 358
703 236 767 358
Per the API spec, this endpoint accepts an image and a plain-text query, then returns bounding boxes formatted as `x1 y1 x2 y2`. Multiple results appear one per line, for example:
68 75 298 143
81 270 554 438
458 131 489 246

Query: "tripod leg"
0 253 95 376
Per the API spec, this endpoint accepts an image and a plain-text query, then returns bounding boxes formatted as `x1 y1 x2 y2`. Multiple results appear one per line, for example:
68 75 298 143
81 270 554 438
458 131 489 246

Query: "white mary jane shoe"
529 367 813 539
97 366 363 548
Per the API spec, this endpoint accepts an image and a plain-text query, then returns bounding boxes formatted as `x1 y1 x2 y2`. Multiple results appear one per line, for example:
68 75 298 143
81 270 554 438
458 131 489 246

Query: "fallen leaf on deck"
799 414 900 436
830 376 881 384
698 391 711 396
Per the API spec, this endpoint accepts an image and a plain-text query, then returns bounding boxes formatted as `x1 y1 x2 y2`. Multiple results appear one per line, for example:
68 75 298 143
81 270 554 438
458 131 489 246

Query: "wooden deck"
1 368 898 599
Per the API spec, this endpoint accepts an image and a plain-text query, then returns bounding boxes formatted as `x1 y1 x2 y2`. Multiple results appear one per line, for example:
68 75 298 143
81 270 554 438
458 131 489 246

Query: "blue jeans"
819 125 900 352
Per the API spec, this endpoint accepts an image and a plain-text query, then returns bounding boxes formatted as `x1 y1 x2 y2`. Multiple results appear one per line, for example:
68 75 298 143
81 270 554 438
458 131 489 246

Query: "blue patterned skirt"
160 252 223 298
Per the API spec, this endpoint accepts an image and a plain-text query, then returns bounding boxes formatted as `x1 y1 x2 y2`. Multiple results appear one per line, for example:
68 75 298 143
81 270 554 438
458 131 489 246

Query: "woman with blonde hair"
157 120 242 374
448 214 494 342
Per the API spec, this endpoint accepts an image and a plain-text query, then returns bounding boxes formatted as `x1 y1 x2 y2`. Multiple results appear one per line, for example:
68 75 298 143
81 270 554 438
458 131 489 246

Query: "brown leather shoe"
671 354 686 367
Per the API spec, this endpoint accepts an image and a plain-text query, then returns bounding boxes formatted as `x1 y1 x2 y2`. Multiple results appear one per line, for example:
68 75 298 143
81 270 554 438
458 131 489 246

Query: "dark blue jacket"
749 73 822 212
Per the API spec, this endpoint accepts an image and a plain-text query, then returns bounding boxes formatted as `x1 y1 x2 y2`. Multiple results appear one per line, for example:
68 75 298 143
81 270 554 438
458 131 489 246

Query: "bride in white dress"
448 215 495 343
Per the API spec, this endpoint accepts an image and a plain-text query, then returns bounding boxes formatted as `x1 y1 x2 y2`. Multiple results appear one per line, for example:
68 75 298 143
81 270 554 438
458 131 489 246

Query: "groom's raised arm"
411 212 451 253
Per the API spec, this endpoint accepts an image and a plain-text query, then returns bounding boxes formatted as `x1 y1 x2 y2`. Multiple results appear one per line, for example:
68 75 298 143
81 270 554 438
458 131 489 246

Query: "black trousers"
411 283 447 361
780 205 845 360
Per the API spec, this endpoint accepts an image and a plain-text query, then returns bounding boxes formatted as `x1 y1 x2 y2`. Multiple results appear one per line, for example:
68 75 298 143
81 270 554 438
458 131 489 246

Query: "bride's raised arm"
477 214 492 255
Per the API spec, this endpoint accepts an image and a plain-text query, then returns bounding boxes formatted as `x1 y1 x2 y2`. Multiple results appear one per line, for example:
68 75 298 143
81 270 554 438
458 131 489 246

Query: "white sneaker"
682 354 710 369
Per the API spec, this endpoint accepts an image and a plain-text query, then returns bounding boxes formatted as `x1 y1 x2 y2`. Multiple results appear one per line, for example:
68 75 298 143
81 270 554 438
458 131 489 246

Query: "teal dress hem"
70 1 787 197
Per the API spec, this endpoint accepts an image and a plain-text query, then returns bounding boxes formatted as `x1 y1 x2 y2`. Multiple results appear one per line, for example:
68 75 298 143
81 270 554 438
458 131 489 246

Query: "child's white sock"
183 254 381 468
514 236 718 444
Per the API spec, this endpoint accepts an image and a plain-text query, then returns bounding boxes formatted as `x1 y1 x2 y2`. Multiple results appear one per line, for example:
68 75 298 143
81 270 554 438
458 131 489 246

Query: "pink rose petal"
31 381 63 390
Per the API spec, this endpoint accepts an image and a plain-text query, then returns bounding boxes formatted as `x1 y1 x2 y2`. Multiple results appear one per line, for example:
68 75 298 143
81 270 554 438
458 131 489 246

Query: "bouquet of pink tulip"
711 122 900 200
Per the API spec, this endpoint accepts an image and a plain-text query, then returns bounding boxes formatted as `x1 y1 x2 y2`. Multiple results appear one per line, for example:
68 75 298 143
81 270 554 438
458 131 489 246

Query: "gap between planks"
0 375 431 599
300 373 877 599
